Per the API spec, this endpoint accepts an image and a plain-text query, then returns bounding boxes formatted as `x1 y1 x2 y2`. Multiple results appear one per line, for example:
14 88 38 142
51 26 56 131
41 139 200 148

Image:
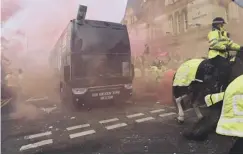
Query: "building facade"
124 0 243 64
161 0 243 59
122 6 149 57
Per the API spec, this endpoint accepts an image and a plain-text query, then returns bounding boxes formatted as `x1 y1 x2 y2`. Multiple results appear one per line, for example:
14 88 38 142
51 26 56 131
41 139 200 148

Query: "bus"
49 5 134 107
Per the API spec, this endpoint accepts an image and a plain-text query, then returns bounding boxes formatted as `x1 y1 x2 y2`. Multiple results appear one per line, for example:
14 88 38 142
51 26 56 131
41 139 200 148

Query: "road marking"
1 98 12 108
159 112 176 117
127 113 144 118
20 139 53 151
26 96 48 102
69 130 96 139
41 107 57 113
150 109 165 113
24 131 52 140
135 117 155 123
105 123 127 130
169 106 176 109
66 124 90 131
99 118 119 124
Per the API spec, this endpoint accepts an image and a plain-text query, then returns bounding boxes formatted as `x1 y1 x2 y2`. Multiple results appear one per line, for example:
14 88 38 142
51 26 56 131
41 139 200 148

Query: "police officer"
204 75 243 153
208 17 242 87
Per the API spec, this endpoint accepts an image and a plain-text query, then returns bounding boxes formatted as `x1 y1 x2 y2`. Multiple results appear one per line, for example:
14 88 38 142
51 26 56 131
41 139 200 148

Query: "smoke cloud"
1 0 128 120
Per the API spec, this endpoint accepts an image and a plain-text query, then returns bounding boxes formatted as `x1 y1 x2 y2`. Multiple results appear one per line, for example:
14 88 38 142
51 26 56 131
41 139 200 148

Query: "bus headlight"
72 88 87 95
124 84 132 89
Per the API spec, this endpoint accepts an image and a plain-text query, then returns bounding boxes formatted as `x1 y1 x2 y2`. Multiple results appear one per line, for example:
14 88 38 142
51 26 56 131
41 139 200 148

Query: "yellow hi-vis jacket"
205 75 243 137
208 29 241 59
144 66 160 82
5 74 19 87
204 92 225 107
134 68 142 78
173 59 204 87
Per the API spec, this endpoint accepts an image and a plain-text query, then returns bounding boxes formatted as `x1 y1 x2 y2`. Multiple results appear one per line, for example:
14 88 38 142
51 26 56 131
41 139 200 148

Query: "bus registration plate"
92 91 120 100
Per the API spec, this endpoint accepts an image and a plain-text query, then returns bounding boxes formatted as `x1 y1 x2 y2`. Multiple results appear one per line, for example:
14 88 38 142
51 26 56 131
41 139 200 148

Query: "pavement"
1 94 234 154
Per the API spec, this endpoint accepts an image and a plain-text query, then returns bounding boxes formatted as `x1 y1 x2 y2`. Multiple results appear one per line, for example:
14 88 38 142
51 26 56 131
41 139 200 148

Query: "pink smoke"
1 0 22 22
1 0 127 68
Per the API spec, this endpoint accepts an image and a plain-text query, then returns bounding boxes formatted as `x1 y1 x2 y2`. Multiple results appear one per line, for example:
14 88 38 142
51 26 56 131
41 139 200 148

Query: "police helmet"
212 17 226 25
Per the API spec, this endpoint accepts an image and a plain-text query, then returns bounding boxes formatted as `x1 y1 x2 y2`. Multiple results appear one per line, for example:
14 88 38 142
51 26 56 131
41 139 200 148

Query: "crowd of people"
1 53 23 108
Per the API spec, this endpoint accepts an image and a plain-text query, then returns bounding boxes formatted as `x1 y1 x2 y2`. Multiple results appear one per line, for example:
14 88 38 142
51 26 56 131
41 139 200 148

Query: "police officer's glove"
240 46 243 52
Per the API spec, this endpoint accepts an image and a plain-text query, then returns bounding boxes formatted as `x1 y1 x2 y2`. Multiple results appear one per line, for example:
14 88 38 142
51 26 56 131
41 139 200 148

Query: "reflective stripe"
209 38 217 43
219 118 243 123
204 92 224 107
228 40 233 46
216 76 243 138
233 95 243 116
215 94 219 102
218 38 228 41
204 95 212 107
210 41 218 47
216 127 243 137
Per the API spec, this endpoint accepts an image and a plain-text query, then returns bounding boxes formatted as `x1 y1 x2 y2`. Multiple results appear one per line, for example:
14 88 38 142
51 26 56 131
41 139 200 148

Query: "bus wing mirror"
64 66 70 81
131 64 135 79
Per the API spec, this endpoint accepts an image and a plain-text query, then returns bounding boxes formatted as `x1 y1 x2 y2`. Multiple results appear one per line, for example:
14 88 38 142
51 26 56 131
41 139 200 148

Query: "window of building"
181 9 188 32
176 13 182 33
168 15 173 34
165 0 174 6
175 12 180 34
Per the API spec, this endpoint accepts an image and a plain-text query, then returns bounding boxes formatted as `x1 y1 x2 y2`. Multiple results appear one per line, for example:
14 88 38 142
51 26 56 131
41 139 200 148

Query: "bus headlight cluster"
72 88 87 95
124 84 132 89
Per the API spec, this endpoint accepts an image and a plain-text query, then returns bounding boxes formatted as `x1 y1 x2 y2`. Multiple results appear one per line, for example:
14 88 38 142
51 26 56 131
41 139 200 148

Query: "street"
1 94 233 154
2 0 243 154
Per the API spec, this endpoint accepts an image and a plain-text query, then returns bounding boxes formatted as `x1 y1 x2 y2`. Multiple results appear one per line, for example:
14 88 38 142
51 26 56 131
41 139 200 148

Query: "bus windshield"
72 53 131 78
71 21 131 54
71 21 131 78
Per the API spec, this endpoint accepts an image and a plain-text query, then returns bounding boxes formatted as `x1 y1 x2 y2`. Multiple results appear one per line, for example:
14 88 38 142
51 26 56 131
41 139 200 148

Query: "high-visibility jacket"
204 92 225 107
173 59 204 87
208 29 241 59
143 66 161 83
134 68 142 78
5 74 20 87
150 66 164 82
144 66 157 82
205 75 243 138
216 75 243 137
